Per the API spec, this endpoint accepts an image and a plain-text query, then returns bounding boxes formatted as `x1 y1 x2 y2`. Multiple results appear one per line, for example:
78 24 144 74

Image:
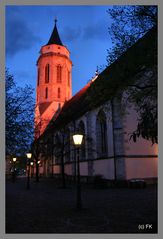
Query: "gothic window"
78 121 86 160
37 68 40 86
45 64 50 83
68 71 70 86
57 65 62 83
65 128 70 162
96 110 108 157
58 88 61 98
45 87 48 99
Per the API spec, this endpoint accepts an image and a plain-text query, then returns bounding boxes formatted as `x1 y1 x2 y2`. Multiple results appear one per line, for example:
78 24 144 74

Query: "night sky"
6 5 112 96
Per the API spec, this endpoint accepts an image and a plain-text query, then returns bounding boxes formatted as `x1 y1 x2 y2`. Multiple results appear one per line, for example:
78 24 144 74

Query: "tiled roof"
47 81 92 130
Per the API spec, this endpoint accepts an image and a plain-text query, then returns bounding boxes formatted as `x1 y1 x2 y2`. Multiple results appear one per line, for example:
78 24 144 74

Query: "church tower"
35 20 72 138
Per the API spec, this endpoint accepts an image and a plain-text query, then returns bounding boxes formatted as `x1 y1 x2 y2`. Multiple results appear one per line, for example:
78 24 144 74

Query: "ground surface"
6 177 157 234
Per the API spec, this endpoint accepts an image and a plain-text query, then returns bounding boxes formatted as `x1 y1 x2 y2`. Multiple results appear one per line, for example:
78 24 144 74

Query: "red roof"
61 81 92 111
44 81 92 132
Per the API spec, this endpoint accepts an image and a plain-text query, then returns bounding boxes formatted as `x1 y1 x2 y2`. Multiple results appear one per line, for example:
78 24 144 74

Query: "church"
34 20 158 183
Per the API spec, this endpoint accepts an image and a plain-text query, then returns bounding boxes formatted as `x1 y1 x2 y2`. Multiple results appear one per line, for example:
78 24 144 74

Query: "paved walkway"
6 177 157 233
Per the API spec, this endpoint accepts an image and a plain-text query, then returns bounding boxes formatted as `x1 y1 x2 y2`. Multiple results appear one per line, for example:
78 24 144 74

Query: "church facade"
34 21 158 182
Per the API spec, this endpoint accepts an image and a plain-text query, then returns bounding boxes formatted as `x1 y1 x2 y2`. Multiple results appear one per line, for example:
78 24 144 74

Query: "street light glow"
73 134 83 145
26 153 32 159
13 157 17 162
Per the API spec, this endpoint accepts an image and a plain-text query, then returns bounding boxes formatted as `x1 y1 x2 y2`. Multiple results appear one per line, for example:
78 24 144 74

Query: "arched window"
78 121 86 160
45 87 48 99
45 64 50 83
37 68 40 86
57 65 62 83
96 110 108 157
68 71 70 86
65 128 70 162
58 88 61 98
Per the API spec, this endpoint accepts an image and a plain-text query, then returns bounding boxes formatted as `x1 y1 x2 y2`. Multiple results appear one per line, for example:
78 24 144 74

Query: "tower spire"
46 19 63 46
54 17 57 26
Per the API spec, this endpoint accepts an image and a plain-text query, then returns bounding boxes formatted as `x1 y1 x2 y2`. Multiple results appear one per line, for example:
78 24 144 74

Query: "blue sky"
6 5 112 96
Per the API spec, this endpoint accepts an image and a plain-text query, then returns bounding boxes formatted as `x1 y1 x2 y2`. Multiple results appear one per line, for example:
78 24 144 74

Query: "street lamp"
30 162 34 178
12 157 17 182
73 134 83 209
26 153 32 189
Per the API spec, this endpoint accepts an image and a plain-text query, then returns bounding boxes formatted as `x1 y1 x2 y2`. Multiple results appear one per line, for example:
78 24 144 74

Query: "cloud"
82 22 109 41
62 26 82 42
6 17 41 56
61 22 109 44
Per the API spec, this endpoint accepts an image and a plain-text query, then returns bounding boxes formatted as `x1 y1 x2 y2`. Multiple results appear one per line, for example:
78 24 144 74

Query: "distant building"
34 21 158 182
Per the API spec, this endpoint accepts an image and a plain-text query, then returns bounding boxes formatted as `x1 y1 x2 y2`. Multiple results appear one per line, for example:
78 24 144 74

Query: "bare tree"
106 6 157 144
107 5 157 65
6 69 35 156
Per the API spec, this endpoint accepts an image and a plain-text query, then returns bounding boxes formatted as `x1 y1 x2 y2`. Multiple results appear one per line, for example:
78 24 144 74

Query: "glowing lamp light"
73 134 83 145
26 153 32 159
30 162 34 166
13 157 17 162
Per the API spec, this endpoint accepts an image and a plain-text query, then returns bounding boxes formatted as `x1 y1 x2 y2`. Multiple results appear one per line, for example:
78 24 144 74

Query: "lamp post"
26 153 32 190
73 134 83 209
12 157 17 182
30 162 34 178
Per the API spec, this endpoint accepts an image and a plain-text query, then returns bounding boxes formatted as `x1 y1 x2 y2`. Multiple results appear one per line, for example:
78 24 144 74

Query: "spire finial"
54 17 57 26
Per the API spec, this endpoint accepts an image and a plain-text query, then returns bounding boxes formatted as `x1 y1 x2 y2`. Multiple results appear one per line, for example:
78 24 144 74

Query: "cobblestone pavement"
6 177 157 234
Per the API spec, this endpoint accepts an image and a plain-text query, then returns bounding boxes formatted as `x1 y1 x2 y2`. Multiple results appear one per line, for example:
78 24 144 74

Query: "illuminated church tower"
35 20 72 138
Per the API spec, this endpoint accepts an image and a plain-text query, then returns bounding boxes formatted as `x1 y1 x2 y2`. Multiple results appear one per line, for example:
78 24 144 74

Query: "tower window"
58 88 61 98
37 69 40 86
57 65 62 83
45 87 48 99
45 64 50 83
68 71 70 86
